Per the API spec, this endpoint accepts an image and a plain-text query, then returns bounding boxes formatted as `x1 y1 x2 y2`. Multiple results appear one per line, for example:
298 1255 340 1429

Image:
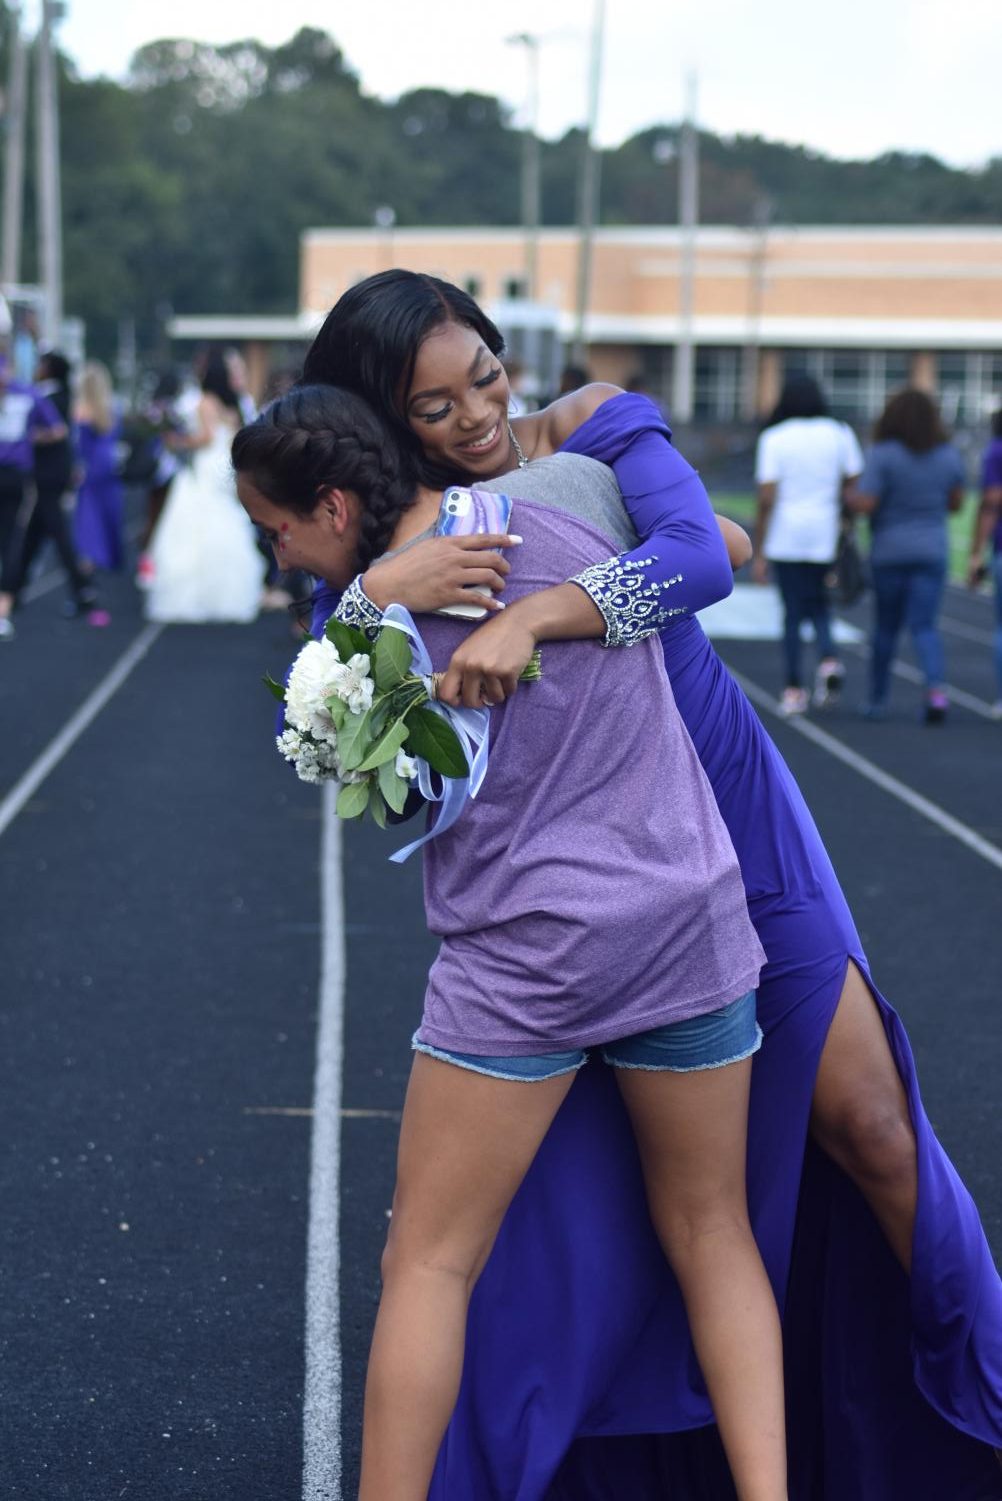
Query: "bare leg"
810 961 918 1271
616 1058 787 1501
357 1053 576 1501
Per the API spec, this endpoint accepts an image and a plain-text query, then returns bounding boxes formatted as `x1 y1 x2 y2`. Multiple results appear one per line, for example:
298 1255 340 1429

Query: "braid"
231 385 418 566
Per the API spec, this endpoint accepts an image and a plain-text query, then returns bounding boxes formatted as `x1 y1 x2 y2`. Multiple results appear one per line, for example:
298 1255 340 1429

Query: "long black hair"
231 384 417 571
201 349 242 414
763 373 830 428
301 269 506 488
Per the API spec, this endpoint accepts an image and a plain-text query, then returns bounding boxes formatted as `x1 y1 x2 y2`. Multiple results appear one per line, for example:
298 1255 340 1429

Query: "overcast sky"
44 0 1001 167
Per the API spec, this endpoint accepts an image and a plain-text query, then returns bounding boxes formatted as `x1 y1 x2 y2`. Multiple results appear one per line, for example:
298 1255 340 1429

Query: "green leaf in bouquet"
355 717 410 774
336 779 370 819
336 705 378 772
324 694 349 730
324 617 371 662
263 673 287 703
369 792 388 829
377 756 410 814
405 707 469 779
372 626 413 693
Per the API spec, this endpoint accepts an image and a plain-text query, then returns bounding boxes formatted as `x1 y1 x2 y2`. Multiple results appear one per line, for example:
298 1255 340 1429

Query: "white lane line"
728 667 1002 874
0 623 164 840
302 785 346 1501
939 616 995 647
839 641 1000 720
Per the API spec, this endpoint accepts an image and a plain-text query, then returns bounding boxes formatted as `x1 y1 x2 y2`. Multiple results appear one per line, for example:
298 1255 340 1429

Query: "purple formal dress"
318 399 1002 1499
74 420 124 572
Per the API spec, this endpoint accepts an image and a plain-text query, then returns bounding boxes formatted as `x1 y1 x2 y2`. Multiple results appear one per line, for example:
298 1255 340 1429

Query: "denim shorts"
412 991 761 1083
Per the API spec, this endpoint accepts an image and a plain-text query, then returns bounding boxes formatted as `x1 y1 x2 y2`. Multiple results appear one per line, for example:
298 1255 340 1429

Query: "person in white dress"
145 351 264 623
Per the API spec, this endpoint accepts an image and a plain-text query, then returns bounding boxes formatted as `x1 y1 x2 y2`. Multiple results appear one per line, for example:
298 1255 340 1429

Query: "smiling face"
404 320 517 479
235 475 362 587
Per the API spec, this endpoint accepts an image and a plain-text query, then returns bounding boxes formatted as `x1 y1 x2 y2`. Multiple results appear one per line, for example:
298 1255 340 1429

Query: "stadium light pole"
36 0 65 346
572 0 606 366
506 32 541 302
672 70 699 425
2 4 28 288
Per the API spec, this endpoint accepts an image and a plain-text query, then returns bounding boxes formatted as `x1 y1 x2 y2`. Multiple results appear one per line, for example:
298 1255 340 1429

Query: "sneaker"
924 689 948 725
779 687 809 717
0 616 14 641
135 553 155 589
86 609 112 629
813 657 845 708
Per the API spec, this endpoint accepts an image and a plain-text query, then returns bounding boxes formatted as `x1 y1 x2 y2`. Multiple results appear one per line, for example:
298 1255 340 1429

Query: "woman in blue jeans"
850 388 965 723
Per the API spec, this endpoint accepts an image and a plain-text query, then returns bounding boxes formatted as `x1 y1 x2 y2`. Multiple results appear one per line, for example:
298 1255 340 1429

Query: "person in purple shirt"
0 353 68 641
233 385 788 1501
298 271 1002 1500
968 407 1002 717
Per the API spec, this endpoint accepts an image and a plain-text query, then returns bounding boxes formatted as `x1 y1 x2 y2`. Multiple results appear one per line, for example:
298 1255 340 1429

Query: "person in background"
558 362 591 396
753 375 863 716
2 350 99 621
73 361 124 627
0 351 68 641
848 389 965 724
967 407 1002 718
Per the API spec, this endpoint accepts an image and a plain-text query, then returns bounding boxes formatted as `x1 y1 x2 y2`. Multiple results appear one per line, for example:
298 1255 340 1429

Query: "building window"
936 352 1002 427
463 276 482 299
694 347 742 422
782 349 910 423
503 276 528 299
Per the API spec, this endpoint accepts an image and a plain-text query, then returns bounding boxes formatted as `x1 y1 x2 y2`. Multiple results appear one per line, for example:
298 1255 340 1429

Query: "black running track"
0 550 999 1500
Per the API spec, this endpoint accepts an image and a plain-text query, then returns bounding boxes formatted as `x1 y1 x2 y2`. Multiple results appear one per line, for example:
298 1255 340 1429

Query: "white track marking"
728 667 1002 874
302 786 346 1500
0 623 163 840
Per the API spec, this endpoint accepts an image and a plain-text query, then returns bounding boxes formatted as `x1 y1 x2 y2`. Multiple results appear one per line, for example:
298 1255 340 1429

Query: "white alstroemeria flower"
395 751 418 782
329 652 374 716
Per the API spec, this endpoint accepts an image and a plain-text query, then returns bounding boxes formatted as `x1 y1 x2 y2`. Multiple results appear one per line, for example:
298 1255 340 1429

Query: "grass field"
714 491 981 584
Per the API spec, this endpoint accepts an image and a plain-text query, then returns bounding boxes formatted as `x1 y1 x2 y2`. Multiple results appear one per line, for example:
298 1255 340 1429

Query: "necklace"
507 423 528 470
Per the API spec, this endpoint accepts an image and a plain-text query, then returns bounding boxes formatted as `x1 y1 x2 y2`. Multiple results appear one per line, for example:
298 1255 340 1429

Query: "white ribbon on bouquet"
380 604 491 864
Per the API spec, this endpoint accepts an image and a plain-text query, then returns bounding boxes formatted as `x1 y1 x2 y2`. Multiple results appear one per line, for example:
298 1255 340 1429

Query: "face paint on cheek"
277 523 291 554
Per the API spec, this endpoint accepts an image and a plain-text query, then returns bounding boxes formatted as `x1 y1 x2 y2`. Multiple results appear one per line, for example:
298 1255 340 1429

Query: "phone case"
433 487 513 619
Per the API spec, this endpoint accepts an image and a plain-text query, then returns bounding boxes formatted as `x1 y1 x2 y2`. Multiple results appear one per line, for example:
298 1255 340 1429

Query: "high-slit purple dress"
318 395 1002 1499
432 397 1002 1499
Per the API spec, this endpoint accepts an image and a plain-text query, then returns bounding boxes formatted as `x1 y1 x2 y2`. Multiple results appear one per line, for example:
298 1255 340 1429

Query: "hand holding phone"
434 487 515 618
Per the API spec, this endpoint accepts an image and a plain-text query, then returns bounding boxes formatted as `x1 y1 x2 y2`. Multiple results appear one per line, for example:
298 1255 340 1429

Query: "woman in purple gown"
73 361 124 616
303 273 1002 1498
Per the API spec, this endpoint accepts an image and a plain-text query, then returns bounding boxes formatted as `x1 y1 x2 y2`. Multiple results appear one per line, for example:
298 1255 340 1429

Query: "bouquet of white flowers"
267 609 540 836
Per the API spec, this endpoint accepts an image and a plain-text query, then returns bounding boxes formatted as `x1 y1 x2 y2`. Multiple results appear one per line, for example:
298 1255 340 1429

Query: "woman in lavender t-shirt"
232 385 789 1501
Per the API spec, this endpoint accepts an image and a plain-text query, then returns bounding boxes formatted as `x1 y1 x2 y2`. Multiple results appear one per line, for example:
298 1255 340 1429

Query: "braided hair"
230 384 418 570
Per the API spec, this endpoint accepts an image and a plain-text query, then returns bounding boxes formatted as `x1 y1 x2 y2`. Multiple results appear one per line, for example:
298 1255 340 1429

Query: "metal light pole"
572 0 605 365
672 70 699 424
2 5 28 288
35 0 65 346
506 32 541 302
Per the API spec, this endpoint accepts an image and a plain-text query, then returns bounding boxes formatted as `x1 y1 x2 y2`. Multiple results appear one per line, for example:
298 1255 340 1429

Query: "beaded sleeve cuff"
570 555 688 647
335 576 383 640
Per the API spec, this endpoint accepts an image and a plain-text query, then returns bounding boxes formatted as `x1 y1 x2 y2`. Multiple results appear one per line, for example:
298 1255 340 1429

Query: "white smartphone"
433 486 514 619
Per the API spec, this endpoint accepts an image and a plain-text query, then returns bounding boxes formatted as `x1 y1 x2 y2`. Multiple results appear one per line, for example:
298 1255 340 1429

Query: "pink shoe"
86 609 111 628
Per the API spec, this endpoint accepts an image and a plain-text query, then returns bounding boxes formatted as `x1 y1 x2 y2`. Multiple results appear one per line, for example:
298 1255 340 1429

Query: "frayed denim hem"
603 1023 764 1074
411 1037 587 1084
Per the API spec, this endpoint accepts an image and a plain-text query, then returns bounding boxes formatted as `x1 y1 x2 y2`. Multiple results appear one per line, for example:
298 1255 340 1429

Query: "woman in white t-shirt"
753 376 863 715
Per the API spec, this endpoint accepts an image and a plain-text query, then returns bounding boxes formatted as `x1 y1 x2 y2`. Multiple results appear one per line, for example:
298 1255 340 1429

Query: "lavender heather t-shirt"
412 462 764 1057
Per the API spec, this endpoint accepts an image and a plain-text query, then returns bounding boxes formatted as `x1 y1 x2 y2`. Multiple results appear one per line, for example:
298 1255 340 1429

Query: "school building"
170 225 1002 428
